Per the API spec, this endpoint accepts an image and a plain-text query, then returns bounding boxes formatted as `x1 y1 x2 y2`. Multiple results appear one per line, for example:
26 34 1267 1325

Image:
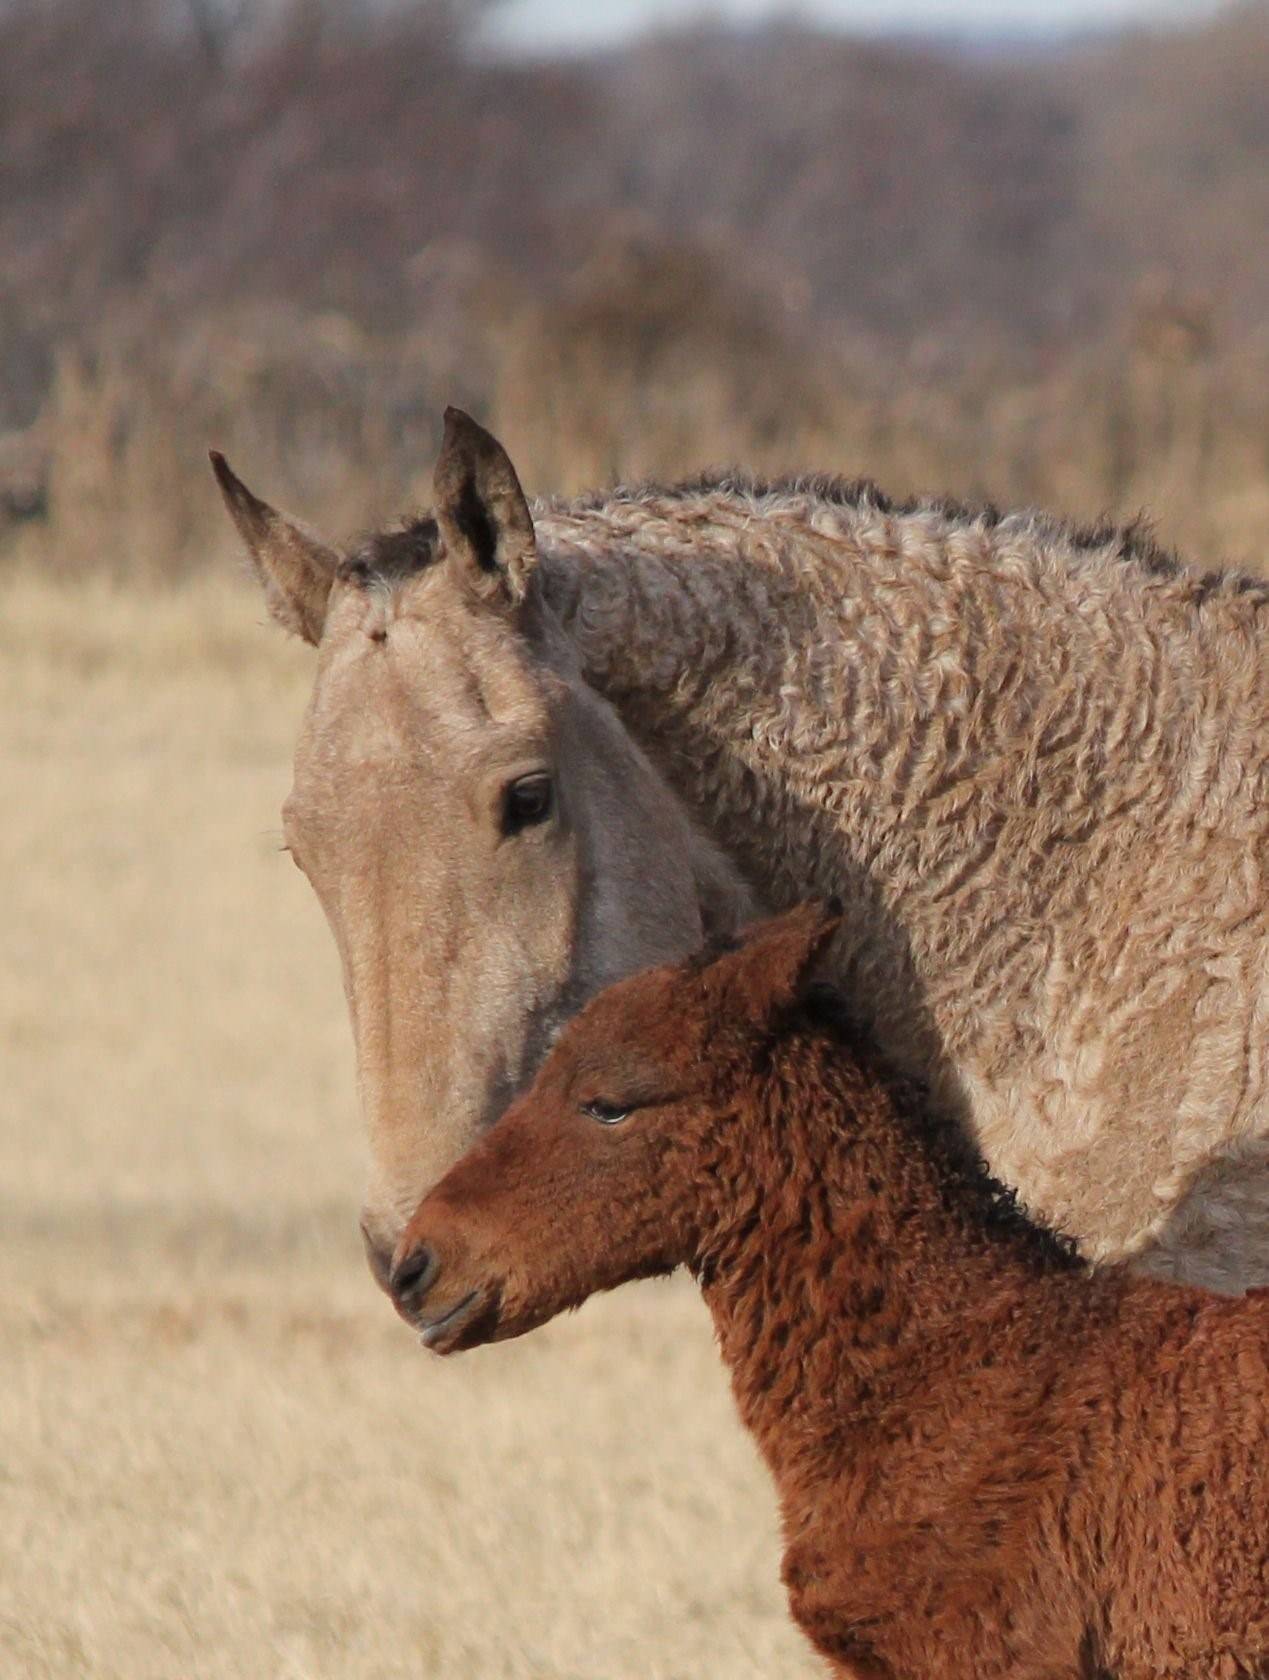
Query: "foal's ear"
716 901 842 1028
433 408 537 610
210 453 339 646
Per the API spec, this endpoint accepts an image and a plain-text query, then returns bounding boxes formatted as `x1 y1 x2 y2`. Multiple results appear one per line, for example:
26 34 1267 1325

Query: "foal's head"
389 903 841 1352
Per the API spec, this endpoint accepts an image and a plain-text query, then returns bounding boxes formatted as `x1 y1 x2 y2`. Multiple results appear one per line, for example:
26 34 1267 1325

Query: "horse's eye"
504 773 553 833
582 1098 632 1126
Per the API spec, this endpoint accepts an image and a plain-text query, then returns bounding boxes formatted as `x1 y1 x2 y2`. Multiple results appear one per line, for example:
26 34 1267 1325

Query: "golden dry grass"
0 574 817 1680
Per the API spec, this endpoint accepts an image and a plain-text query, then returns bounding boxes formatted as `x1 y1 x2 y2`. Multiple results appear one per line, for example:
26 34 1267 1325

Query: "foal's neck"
693 1025 1080 1484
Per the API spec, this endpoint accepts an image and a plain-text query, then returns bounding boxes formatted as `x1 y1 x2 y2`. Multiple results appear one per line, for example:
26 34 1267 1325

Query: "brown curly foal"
393 905 1269 1679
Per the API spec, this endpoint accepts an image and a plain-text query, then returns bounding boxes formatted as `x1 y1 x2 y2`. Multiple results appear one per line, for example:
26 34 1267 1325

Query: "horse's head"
213 411 750 1281
387 903 843 1352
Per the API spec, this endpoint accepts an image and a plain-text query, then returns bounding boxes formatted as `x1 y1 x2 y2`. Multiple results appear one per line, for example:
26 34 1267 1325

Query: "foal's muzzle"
388 1239 489 1352
388 1243 437 1317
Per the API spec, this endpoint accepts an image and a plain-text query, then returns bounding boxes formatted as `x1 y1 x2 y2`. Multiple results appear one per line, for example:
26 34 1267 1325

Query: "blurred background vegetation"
1 0 1267 578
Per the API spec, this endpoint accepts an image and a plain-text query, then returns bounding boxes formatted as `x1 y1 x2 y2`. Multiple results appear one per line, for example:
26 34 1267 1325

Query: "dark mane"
796 981 1084 1276
338 514 442 586
553 468 1267 602
341 468 1265 603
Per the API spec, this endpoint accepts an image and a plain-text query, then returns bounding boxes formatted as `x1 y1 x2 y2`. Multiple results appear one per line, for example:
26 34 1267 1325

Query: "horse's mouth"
417 1289 485 1354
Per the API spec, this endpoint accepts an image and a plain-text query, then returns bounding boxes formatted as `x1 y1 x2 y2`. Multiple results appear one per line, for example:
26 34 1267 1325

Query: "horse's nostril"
390 1245 436 1307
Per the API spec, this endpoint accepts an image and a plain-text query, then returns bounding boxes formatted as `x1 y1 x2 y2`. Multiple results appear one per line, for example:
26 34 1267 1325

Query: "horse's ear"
715 901 842 1028
433 407 537 610
210 453 339 645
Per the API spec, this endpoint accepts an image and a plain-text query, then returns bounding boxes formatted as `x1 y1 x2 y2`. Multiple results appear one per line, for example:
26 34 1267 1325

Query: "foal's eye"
503 773 553 833
583 1098 631 1126
581 1098 632 1126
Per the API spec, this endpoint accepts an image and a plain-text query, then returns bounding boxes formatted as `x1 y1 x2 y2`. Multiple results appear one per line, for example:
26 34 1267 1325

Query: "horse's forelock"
339 515 443 589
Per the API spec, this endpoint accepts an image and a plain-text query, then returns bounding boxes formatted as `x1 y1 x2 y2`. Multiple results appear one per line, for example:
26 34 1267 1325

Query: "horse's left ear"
433 407 537 610
716 901 842 1029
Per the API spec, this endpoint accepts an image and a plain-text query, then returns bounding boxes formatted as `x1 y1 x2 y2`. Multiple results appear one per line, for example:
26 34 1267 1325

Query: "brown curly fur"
394 906 1269 1679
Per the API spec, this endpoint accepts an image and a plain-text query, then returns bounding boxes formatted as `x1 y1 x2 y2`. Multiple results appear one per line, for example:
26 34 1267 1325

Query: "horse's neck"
537 503 1252 1102
692 1034 1072 1492
538 502 1229 880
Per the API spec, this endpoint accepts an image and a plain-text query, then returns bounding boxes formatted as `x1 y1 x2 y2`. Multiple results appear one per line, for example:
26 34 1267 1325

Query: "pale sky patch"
490 0 1223 54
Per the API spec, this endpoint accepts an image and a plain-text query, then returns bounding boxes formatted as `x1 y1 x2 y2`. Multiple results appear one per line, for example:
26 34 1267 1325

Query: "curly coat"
395 906 1269 1679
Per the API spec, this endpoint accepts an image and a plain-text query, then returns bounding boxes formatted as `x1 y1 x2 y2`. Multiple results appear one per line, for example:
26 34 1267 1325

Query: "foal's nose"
389 1244 437 1315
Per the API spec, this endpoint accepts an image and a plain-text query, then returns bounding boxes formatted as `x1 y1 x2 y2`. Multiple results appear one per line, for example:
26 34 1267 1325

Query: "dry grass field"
0 574 818 1680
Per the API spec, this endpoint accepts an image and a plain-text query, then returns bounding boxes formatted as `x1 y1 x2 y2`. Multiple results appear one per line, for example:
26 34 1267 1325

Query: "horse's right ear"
713 901 842 1029
210 452 339 645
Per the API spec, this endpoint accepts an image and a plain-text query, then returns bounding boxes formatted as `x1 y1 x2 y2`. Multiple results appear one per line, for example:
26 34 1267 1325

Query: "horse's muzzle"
360 1219 396 1294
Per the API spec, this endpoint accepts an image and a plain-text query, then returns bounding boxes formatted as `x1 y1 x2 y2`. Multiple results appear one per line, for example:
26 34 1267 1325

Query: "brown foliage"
1 0 1268 577
396 906 1269 1677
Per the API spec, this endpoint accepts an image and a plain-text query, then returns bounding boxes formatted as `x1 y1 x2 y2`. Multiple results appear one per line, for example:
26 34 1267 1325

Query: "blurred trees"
1 0 1266 574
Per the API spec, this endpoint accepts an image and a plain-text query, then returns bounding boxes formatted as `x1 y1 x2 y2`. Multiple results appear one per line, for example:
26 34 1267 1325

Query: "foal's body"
694 1029 1267 1678
394 909 1269 1680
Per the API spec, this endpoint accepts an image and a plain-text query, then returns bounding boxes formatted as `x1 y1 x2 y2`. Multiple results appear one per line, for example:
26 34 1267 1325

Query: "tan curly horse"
213 409 1269 1292
391 905 1269 1680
